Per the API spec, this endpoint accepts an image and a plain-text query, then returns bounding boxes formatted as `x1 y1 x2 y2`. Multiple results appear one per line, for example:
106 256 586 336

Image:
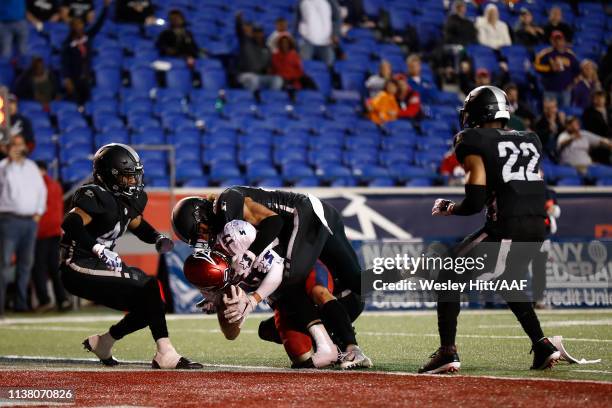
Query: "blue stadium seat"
95 130 130 148
405 177 434 187
202 147 236 167
316 164 352 181
130 67 157 91
330 176 358 187
61 160 92 184
183 177 210 187
59 145 92 164
389 165 437 182
201 68 227 90
95 68 122 92
586 165 612 179
352 164 390 181
556 177 583 186
368 177 395 187
209 165 242 181
59 128 93 148
283 163 315 181
131 129 166 145
293 176 320 187
254 177 284 188
143 159 168 178
29 143 56 162
166 68 193 93
176 161 204 182
309 71 332 95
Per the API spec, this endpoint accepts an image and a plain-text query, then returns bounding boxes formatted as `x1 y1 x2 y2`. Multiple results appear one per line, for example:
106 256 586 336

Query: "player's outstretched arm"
128 216 174 254
432 154 487 216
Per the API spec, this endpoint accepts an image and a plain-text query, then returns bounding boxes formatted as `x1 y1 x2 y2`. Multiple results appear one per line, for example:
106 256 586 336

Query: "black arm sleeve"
62 212 97 250
87 4 108 38
247 214 284 257
452 184 487 216
131 218 162 244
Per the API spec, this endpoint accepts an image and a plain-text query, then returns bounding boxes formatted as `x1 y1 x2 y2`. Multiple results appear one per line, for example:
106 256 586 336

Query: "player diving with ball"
60 143 203 369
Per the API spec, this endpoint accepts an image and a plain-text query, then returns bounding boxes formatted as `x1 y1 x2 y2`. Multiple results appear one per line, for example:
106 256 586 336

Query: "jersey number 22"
498 141 541 183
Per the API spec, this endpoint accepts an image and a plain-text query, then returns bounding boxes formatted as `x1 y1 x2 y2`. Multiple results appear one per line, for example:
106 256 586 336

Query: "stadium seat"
293 176 320 187
130 67 158 91
166 68 193 93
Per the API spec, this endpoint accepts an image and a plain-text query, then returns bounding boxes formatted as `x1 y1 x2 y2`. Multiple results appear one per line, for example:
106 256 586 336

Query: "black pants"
437 218 546 346
282 199 361 295
32 236 67 306
61 255 169 341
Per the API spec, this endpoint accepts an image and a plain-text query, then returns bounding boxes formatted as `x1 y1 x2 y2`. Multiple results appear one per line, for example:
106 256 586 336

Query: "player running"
171 191 372 369
419 86 561 374
60 143 202 369
179 214 338 368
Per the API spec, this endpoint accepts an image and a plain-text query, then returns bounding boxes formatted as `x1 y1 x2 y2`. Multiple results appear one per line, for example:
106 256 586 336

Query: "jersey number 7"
498 141 541 183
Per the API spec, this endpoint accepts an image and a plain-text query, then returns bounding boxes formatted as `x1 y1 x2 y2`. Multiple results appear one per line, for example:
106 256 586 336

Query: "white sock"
89 332 115 360
308 323 337 368
154 338 181 368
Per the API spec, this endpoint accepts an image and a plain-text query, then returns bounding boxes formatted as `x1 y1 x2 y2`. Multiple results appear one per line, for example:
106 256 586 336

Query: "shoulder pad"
218 220 257 257
215 188 245 221
72 184 115 215
454 129 485 163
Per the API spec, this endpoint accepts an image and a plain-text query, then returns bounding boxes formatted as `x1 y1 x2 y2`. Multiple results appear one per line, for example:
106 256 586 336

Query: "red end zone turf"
1 370 610 407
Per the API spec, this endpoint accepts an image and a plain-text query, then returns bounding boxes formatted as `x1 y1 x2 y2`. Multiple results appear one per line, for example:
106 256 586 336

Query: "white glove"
223 285 258 325
232 250 256 278
432 198 455 216
93 243 122 272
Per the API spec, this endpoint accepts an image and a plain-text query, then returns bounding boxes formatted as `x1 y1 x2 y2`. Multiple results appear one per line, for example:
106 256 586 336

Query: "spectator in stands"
0 0 29 59
475 68 491 87
443 0 477 46
271 35 316 91
366 79 399 125
235 13 283 92
61 0 95 24
535 97 565 159
557 116 612 174
0 134 47 316
534 31 579 108
571 59 601 110
505 82 535 130
405 54 433 101
543 6 573 44
475 4 511 50
26 0 61 32
14 56 60 109
365 60 393 97
396 77 422 120
582 91 611 138
31 161 70 312
296 0 340 67
267 17 293 53
114 0 155 25
514 8 544 49
156 9 199 67
8 94 35 152
439 150 464 186
61 0 110 105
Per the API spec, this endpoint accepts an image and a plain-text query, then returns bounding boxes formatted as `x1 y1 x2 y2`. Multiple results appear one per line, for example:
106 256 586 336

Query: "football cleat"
530 337 561 370
152 356 204 370
418 345 461 374
82 338 119 367
338 346 373 370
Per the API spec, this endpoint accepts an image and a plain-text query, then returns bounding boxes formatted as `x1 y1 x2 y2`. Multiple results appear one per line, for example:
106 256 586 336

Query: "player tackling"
419 86 561 374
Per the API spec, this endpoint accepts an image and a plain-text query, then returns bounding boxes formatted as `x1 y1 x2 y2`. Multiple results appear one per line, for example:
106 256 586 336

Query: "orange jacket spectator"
367 80 399 125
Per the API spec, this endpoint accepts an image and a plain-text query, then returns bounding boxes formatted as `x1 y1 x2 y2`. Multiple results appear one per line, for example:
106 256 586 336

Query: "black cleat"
152 357 204 370
418 345 461 374
530 337 561 370
82 339 119 366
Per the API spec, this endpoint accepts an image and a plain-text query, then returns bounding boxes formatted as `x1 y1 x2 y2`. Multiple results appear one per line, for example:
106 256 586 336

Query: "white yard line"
1 309 611 326
478 319 612 328
1 324 610 344
0 355 610 385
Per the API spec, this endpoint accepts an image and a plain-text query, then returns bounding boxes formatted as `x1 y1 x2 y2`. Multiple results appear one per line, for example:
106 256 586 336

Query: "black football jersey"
453 128 546 230
62 184 148 255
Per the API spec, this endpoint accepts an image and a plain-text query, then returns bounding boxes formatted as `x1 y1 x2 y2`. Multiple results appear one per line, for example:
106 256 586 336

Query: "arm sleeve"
247 214 284 257
556 132 570 149
35 166 47 215
86 3 107 38
130 218 162 244
253 250 283 300
62 212 97 250
452 184 487 216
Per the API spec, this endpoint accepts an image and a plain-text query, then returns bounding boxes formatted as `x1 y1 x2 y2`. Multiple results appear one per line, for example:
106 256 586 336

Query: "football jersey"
61 183 148 256
453 128 546 230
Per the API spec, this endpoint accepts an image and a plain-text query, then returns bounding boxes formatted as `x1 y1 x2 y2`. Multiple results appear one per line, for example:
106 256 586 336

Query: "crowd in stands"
0 0 610 192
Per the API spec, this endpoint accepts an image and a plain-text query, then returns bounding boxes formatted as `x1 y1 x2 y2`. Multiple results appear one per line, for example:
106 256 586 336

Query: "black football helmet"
171 196 216 245
93 143 144 198
459 85 511 129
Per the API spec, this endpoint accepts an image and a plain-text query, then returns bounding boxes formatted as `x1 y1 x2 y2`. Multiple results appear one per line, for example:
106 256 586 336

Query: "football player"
419 86 560 374
180 216 337 368
60 143 202 369
172 194 372 369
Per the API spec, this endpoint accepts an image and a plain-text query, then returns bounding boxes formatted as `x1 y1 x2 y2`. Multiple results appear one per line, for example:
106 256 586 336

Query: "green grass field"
1 308 610 382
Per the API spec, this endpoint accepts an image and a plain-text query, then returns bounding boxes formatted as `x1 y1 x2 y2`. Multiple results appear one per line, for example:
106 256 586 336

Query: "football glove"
155 235 174 254
432 198 455 216
93 243 122 272
223 285 258 325
195 297 217 314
